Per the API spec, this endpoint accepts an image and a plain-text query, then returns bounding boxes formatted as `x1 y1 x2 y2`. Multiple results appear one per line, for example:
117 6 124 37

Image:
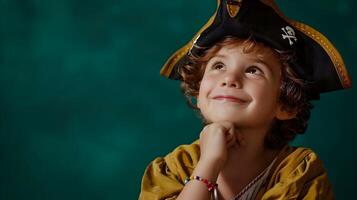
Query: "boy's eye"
212 62 224 70
246 66 263 75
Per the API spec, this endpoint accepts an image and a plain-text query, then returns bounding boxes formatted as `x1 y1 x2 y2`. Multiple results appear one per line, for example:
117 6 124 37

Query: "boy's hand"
198 121 242 171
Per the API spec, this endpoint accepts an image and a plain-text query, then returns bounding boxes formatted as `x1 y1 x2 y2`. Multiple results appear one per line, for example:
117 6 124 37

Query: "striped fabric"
232 157 278 200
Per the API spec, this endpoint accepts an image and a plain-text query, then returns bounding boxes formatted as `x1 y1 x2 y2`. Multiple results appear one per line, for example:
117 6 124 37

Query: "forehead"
213 42 281 63
207 42 283 78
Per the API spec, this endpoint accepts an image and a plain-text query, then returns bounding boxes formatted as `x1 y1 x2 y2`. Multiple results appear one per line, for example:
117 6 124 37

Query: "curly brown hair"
178 36 319 150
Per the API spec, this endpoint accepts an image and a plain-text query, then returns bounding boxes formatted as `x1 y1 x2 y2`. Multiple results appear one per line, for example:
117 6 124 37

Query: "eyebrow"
252 57 271 68
253 57 273 69
211 54 270 65
210 54 227 59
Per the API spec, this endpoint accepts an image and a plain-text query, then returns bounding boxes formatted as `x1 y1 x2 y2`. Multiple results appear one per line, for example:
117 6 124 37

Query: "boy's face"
197 43 287 130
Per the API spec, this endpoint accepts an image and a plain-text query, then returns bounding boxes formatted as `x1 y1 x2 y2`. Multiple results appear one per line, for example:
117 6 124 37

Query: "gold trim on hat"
291 21 352 89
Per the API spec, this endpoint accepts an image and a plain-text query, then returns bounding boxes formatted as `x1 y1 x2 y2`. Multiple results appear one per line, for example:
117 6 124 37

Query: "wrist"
193 159 222 182
199 156 226 170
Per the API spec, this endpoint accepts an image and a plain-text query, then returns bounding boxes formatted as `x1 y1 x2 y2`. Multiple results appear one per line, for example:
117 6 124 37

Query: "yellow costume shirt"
139 140 334 200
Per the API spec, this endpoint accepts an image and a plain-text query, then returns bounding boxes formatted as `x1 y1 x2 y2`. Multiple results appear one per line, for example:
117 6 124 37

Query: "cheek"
197 76 216 108
198 76 214 96
251 83 280 106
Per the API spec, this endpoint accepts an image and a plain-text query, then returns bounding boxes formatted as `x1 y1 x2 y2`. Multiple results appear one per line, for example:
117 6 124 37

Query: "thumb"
226 126 237 148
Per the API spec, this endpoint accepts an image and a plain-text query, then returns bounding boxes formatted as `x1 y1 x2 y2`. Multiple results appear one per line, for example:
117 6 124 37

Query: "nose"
220 74 242 88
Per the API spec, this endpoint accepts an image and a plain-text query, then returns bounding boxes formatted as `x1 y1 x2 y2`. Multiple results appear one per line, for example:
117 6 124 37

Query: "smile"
213 95 247 103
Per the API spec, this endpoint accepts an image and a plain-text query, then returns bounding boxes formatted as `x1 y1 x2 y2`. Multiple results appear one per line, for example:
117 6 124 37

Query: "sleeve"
139 143 200 200
262 150 335 200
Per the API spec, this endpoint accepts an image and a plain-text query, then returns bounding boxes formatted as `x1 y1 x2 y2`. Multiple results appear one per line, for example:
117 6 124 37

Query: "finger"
226 125 234 137
200 124 210 138
226 126 237 147
218 121 235 130
227 134 237 148
225 127 234 140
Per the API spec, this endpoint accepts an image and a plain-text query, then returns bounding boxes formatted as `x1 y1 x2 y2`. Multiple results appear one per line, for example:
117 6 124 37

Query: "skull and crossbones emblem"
281 26 297 45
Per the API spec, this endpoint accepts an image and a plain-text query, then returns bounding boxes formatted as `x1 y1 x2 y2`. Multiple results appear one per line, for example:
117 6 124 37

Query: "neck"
218 126 280 188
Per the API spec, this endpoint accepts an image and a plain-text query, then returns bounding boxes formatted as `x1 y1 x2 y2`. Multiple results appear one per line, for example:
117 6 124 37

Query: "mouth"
213 95 248 103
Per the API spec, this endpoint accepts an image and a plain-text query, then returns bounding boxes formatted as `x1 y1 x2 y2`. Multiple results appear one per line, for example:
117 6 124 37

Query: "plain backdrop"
1 0 356 199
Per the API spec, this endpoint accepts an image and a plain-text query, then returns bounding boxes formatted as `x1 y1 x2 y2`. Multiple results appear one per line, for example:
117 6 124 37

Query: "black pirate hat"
160 0 351 94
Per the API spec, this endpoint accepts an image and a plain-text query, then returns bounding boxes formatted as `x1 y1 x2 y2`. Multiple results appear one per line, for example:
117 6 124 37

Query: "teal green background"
1 0 356 199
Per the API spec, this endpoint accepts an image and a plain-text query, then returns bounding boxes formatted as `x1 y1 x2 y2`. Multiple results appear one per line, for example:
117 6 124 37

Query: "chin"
206 111 243 124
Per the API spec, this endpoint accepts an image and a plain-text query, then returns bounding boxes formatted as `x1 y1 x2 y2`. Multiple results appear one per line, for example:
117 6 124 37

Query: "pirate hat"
160 0 351 94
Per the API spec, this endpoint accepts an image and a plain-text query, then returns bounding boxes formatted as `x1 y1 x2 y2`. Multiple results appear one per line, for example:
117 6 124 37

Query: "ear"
276 105 297 121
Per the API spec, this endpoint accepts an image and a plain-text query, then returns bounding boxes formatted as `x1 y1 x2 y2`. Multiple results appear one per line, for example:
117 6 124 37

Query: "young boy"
139 0 351 199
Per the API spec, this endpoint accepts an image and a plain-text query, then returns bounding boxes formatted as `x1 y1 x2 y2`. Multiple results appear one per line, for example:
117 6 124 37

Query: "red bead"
187 175 217 192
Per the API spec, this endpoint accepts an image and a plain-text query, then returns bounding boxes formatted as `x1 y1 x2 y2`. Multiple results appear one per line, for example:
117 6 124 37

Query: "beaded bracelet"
184 175 218 192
